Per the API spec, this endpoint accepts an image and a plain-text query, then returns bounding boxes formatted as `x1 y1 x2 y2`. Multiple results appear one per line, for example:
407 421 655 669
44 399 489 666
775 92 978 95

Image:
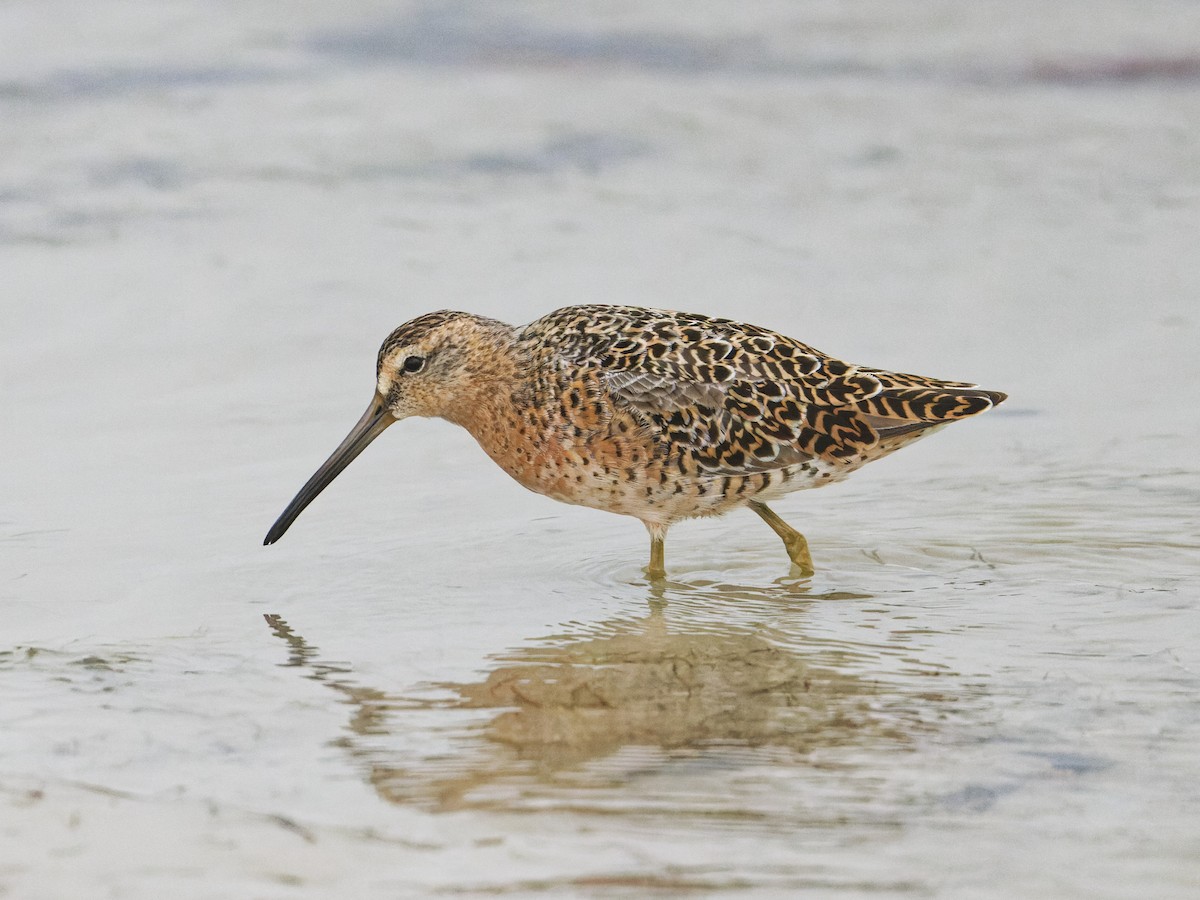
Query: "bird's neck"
439 334 557 494
439 330 529 443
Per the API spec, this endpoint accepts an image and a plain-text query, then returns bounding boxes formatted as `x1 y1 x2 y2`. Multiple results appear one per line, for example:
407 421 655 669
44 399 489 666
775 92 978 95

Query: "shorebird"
264 305 1005 577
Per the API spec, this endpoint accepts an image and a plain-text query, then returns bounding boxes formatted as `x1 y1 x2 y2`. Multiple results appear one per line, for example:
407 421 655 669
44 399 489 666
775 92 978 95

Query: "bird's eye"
402 355 425 374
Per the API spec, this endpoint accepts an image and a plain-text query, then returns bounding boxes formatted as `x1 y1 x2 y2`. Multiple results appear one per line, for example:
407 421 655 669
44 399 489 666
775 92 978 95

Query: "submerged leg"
748 501 815 576
645 523 667 580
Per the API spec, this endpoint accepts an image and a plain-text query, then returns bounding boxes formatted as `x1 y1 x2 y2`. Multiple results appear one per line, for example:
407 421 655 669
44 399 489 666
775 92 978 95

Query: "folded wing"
525 305 1006 474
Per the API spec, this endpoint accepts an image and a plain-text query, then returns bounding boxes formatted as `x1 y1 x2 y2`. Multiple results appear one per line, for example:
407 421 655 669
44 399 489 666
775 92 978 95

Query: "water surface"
2 1 1199 897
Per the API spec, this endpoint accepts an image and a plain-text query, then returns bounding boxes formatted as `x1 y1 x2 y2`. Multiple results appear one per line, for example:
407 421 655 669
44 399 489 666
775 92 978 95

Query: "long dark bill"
263 393 396 545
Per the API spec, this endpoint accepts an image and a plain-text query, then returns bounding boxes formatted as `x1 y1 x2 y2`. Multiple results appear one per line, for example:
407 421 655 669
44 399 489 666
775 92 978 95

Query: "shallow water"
3 1 1200 897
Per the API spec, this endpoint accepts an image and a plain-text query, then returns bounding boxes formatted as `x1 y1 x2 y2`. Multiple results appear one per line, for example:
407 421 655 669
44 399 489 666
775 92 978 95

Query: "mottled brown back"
521 305 1005 475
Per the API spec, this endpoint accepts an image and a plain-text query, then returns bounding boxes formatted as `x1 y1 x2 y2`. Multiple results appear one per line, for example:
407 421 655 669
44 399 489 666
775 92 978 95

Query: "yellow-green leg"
645 524 667 580
748 501 815 576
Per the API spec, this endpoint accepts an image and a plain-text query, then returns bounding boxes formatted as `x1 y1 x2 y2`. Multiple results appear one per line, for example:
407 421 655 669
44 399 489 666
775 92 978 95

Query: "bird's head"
263 311 514 545
374 310 511 421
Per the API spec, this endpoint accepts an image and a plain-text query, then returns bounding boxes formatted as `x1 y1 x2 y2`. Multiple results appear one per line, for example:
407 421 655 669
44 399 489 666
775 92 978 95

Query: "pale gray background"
3 2 1198 897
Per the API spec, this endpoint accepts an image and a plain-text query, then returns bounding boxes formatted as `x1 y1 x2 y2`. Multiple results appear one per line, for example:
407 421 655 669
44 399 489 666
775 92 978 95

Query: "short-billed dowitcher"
264 305 1005 577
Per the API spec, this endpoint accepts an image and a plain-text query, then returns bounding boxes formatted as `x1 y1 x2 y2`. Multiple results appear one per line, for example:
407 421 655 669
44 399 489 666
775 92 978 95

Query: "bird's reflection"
264 581 942 813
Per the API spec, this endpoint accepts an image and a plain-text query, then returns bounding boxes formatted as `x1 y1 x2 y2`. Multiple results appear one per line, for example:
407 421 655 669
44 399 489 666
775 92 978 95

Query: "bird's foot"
783 533 815 577
645 532 666 581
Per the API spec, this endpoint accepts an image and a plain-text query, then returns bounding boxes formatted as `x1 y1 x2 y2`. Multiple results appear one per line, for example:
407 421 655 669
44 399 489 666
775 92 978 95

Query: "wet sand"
3 1 1199 897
